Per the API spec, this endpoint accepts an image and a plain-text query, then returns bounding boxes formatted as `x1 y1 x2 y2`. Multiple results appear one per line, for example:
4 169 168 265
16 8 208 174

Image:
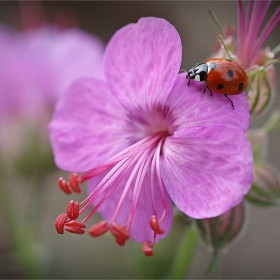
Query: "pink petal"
21 26 106 102
251 5 280 61
104 17 182 115
88 172 173 243
0 25 105 122
161 125 253 219
246 1 271 65
165 74 250 133
237 0 246 59
48 78 129 172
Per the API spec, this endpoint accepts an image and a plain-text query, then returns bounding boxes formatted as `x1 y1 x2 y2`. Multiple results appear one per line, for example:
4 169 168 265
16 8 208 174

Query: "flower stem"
0 171 44 278
167 225 198 279
206 248 221 279
208 8 224 36
271 43 280 55
215 32 235 61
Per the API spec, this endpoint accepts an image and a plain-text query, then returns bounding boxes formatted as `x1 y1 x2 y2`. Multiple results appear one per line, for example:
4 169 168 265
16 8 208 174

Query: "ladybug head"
187 69 195 80
186 63 208 85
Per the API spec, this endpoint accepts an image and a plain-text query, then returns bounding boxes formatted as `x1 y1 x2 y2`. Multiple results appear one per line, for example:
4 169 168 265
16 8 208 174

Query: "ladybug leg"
224 94 235 110
203 81 206 94
206 85 213 98
186 73 190 86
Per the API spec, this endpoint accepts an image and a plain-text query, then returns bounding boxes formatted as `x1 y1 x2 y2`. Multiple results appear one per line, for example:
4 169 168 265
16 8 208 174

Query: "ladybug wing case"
206 60 248 95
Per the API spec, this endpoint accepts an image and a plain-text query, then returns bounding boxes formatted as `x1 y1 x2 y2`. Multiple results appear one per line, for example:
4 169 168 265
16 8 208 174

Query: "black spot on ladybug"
227 69 233 77
226 59 232 62
217 83 224 89
238 82 244 91
209 62 217 70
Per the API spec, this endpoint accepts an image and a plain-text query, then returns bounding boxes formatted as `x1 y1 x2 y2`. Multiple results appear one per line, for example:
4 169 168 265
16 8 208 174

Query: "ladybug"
186 58 248 109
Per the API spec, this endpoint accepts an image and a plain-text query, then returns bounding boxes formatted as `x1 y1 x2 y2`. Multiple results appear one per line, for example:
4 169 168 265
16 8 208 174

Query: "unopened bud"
246 164 280 207
247 65 275 115
195 202 244 250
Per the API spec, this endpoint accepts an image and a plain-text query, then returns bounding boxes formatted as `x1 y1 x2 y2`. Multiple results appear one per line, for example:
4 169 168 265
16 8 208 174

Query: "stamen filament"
125 147 155 229
110 147 153 224
80 156 141 223
154 137 167 224
108 131 165 163
79 158 131 208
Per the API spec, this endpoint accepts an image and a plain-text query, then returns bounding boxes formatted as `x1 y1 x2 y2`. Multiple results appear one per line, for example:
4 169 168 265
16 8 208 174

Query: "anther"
110 222 130 241
64 220 86 235
55 213 68 234
69 173 81 193
142 241 154 256
89 220 109 237
58 177 72 194
115 236 126 246
67 200 80 220
149 215 164 235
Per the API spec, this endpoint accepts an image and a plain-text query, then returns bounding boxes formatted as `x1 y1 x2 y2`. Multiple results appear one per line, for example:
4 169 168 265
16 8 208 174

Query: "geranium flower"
210 0 280 114
0 25 105 123
49 17 253 256
0 24 105 159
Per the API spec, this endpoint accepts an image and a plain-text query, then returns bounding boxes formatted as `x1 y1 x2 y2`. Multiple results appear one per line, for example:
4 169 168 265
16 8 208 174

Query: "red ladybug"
186 58 248 109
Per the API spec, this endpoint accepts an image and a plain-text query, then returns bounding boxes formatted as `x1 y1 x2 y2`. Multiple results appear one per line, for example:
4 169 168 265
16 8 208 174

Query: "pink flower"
0 25 105 123
236 0 279 69
49 17 253 255
211 0 280 114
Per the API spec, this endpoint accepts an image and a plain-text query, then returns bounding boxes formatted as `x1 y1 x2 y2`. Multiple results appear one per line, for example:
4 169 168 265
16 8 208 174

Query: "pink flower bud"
246 164 280 207
195 202 244 249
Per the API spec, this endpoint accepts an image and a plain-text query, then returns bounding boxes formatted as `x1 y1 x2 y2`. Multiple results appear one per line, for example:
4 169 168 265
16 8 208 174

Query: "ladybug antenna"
215 32 235 61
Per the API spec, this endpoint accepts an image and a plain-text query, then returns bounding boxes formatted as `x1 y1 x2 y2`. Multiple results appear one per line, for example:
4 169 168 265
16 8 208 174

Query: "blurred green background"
0 1 280 278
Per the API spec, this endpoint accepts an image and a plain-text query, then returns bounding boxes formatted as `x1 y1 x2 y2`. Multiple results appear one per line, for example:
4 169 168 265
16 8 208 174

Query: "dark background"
0 1 280 278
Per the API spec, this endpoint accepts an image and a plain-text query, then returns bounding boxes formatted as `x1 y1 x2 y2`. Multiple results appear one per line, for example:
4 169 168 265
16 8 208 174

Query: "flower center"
55 130 170 256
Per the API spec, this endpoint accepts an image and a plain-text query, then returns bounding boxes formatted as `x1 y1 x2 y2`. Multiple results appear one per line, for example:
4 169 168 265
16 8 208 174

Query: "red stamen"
58 177 72 194
110 222 130 240
149 215 164 235
142 241 154 256
65 220 86 228
54 132 170 256
115 236 126 246
89 220 109 237
69 173 81 193
67 200 80 220
55 213 67 234
64 220 86 235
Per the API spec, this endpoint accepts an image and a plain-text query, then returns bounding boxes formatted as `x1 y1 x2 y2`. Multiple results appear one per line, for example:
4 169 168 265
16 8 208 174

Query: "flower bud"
247 62 276 115
195 202 244 250
246 164 280 207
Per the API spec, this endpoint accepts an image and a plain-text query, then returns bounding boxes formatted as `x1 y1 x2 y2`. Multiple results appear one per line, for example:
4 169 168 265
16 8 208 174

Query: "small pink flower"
211 0 280 114
0 25 105 123
236 0 279 69
49 17 253 255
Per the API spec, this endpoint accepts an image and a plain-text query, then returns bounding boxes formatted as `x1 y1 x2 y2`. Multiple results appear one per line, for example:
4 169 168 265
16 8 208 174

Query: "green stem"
167 226 198 279
215 32 234 61
271 44 280 55
206 249 221 279
0 172 44 278
208 8 224 36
